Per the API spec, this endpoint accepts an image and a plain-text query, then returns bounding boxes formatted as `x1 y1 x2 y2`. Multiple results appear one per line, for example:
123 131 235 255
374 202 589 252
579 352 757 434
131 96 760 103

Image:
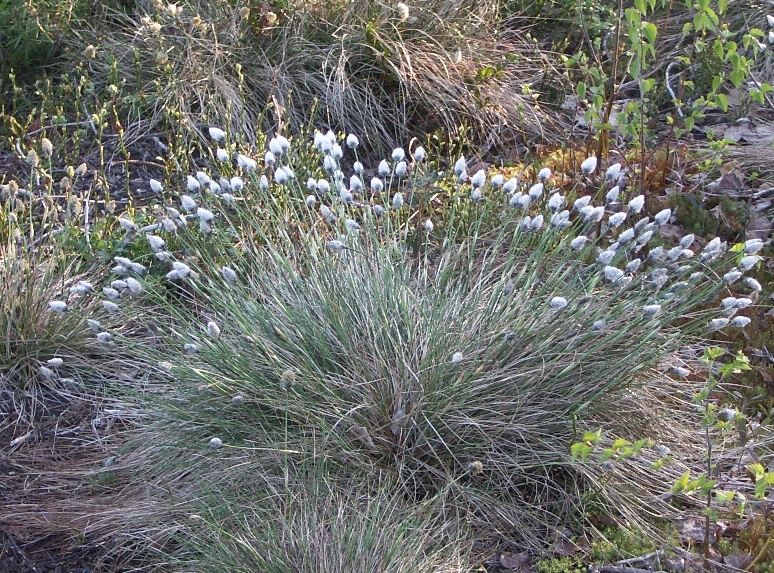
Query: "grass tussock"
66 131 762 566
73 0 566 151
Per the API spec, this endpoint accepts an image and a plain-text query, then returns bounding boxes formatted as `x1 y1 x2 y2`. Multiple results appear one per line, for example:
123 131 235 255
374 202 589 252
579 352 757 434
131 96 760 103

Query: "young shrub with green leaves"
73 129 764 565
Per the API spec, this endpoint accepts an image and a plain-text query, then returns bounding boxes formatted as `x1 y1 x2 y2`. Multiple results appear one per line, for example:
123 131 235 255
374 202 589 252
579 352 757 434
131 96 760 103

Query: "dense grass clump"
62 0 564 150
44 129 760 567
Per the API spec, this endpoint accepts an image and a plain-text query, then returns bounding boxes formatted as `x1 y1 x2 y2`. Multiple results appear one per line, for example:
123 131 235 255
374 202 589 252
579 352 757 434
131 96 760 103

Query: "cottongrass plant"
86 130 764 566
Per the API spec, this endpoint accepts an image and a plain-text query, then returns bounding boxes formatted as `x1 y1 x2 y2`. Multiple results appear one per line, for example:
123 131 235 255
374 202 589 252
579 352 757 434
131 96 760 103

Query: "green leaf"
642 78 656 94
716 93 728 112
672 471 691 493
571 442 593 462
682 22 693 37
577 81 586 101
718 0 728 14
748 463 765 481
730 69 745 89
715 490 735 503
642 22 658 44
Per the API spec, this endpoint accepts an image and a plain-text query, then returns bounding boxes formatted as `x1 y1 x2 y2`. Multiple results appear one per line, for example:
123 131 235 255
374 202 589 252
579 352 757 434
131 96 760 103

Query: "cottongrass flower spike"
424 219 434 233
396 2 409 21
353 161 364 175
730 316 751 328
147 235 165 252
97 332 113 345
451 352 463 364
181 195 197 212
149 178 163 193
504 177 518 194
47 357 64 368
326 240 345 253
548 193 564 211
549 296 568 309
744 239 764 254
528 183 543 201
603 266 624 282
207 321 221 339
605 163 621 182
414 146 426 162
186 175 200 192
222 266 237 283
538 167 551 182
119 217 137 233
49 301 68 313
395 161 408 177
208 127 226 142
744 277 762 291
643 304 662 318
570 236 588 250
628 195 645 213
605 187 620 204
102 300 120 313
673 367 691 378
237 154 257 171
197 207 214 223
392 192 404 210
209 437 223 449
709 317 729 331
581 156 597 175
471 169 486 188
305 195 317 207
259 175 269 191
654 208 672 225
471 187 483 202
739 255 760 271
346 134 359 148
574 195 592 211
608 212 627 228
378 160 391 177
392 147 405 162
454 156 467 176
216 148 229 162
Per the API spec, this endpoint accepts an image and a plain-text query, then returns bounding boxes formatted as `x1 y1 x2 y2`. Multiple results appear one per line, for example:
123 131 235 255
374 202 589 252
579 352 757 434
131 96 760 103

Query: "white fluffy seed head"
654 209 672 225
471 169 486 188
549 296 568 309
394 161 408 177
451 352 463 364
207 321 221 339
392 192 404 210
605 162 621 182
538 167 551 182
147 235 165 252
149 178 164 193
643 304 662 318
378 160 391 177
346 134 359 148
570 236 588 250
581 156 597 175
49 301 68 313
414 146 426 162
392 147 405 162
208 127 226 142
209 437 223 449
628 195 645 213
237 154 257 171
744 239 764 253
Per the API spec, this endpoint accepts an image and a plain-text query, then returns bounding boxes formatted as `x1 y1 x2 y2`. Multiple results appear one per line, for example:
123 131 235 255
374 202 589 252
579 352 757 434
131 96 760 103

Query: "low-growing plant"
38 126 768 567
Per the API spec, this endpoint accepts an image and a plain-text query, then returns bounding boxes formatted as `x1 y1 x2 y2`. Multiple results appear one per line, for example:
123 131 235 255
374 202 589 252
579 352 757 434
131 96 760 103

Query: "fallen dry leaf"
500 551 531 572
723 552 753 569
